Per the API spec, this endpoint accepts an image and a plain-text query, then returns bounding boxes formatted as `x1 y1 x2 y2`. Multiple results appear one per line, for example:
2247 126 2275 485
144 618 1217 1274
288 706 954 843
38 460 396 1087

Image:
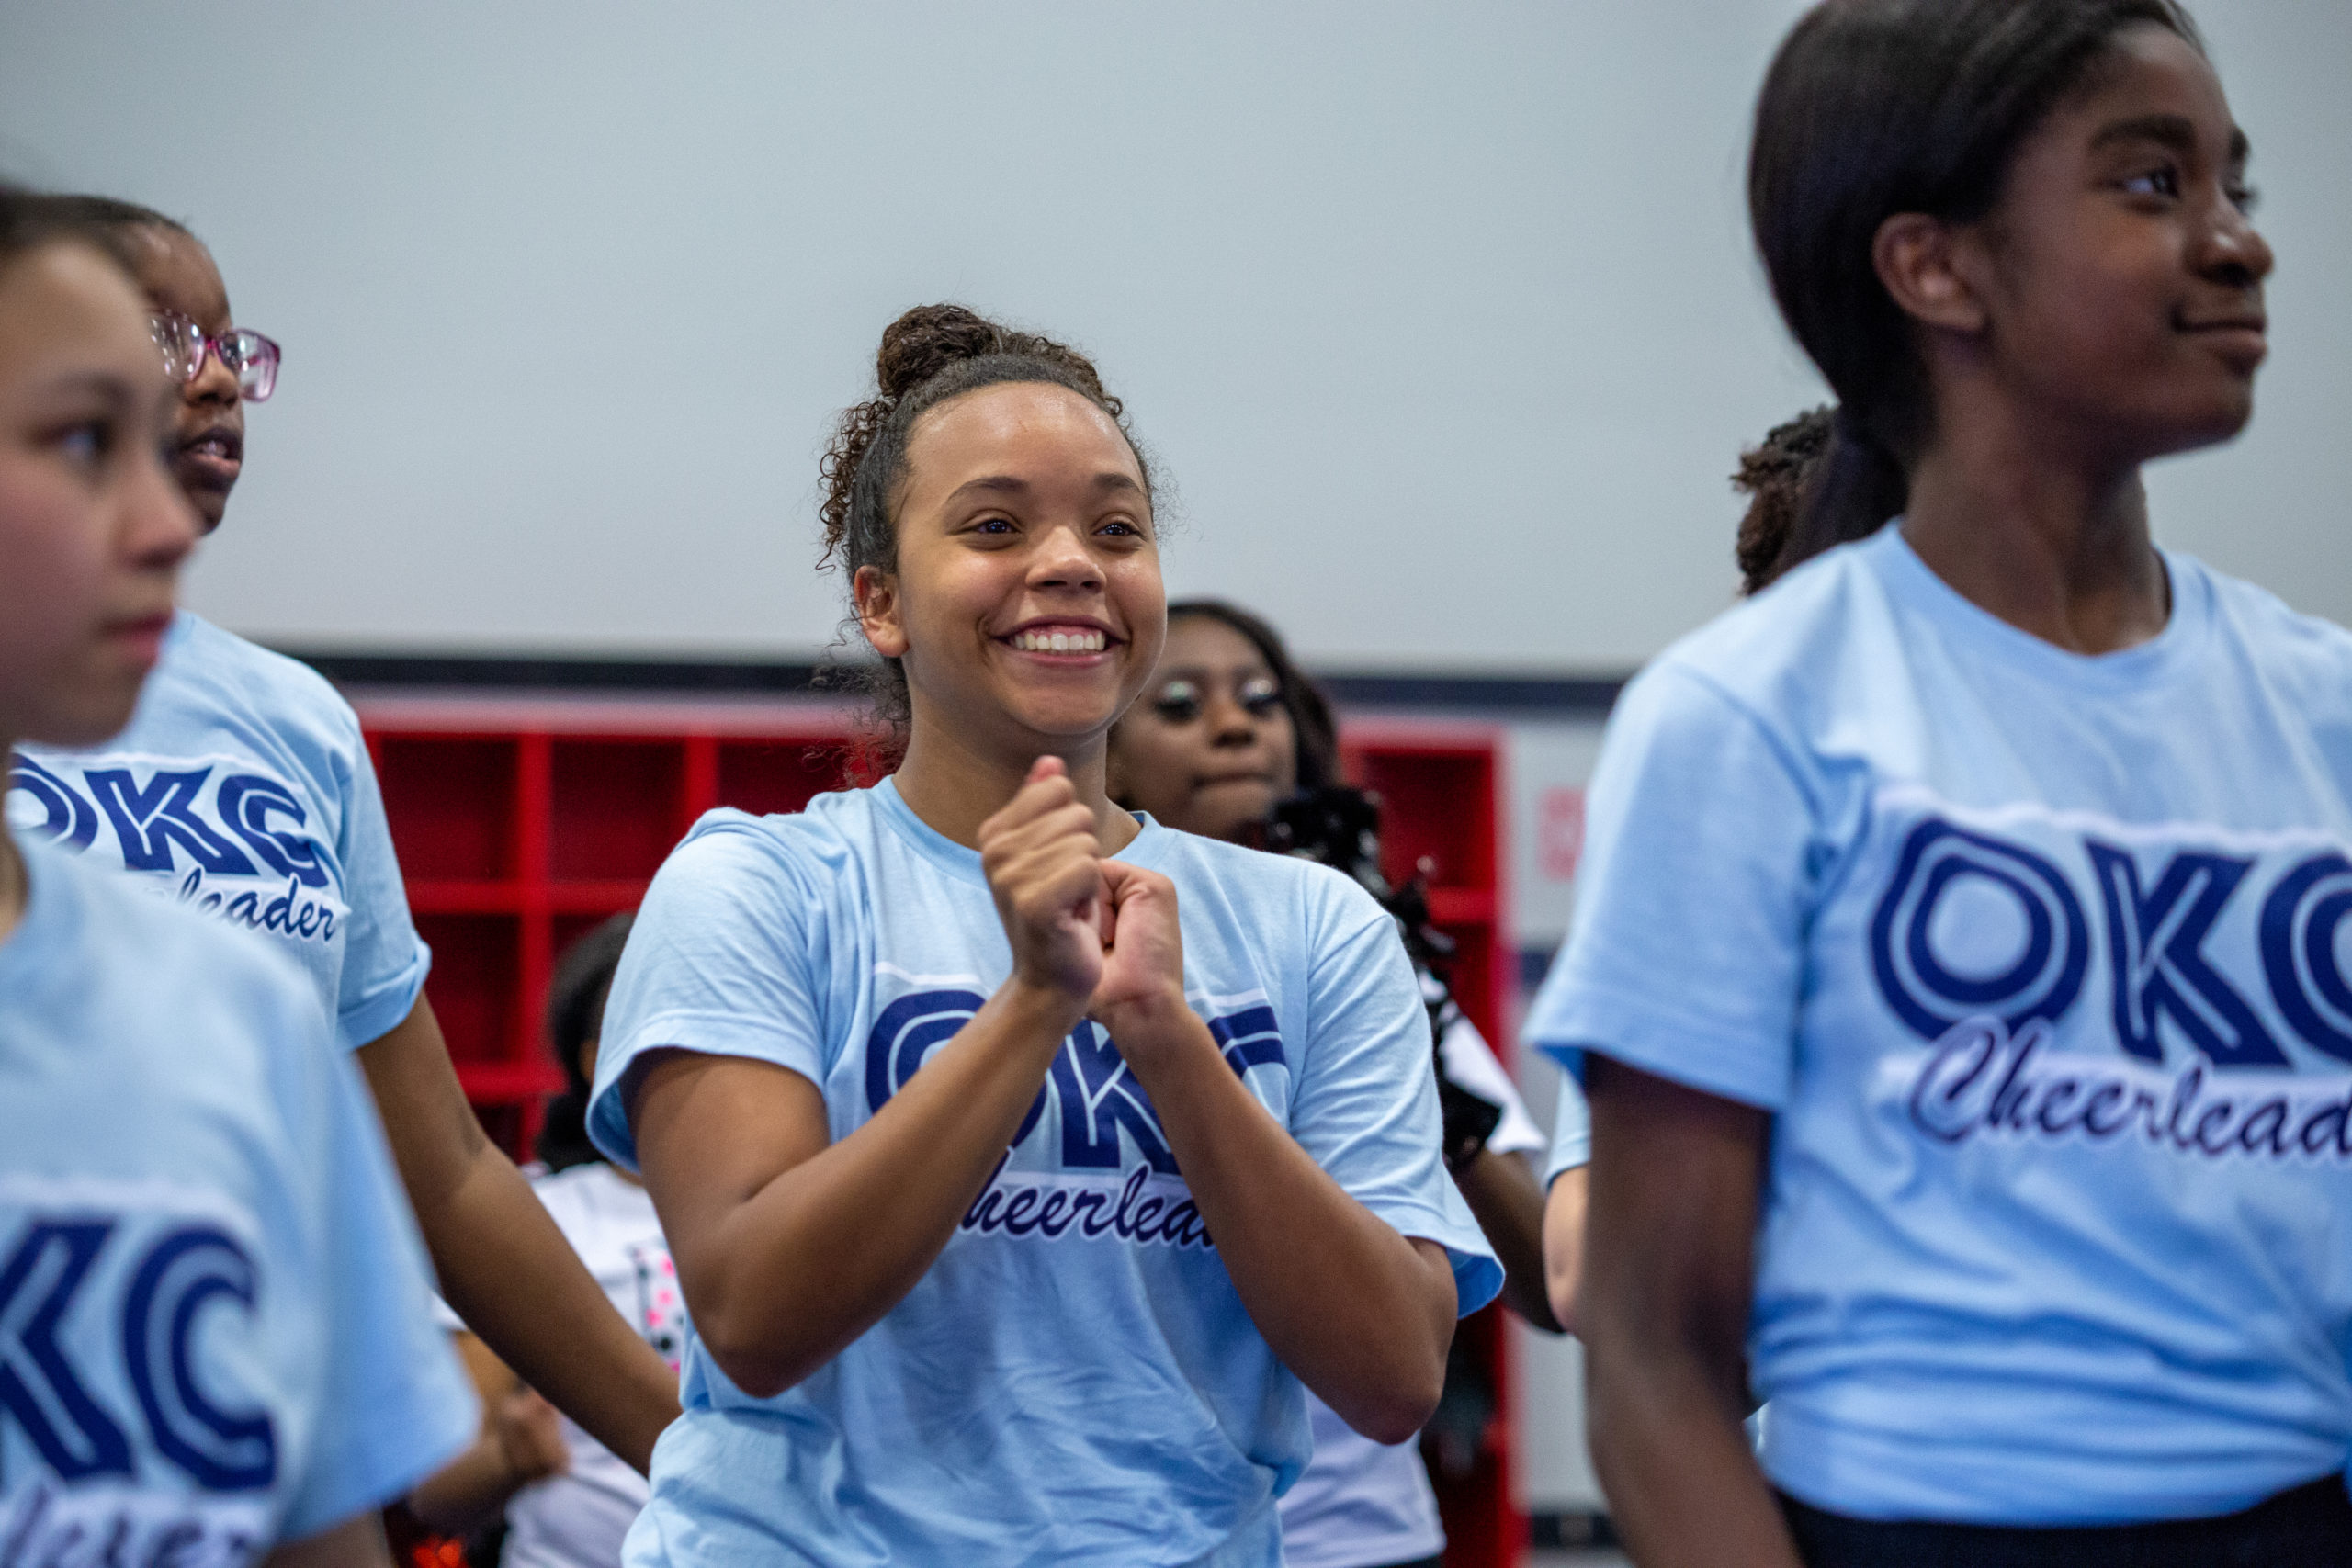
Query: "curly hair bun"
874 303 1114 408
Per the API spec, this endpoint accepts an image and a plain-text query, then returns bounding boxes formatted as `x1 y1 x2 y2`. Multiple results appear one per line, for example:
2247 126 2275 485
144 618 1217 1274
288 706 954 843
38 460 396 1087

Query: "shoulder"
2185 553 2352 685
138 615 368 788
167 615 365 737
1641 531 1896 723
661 790 872 886
636 792 885 950
1147 827 1393 950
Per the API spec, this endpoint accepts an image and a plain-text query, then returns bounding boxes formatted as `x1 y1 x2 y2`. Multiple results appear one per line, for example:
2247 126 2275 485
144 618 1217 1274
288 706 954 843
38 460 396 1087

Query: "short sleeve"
1521 663 1817 1111
1288 887 1502 1317
589 820 826 1170
1543 1069 1591 1187
278 1028 477 1538
331 727 430 1052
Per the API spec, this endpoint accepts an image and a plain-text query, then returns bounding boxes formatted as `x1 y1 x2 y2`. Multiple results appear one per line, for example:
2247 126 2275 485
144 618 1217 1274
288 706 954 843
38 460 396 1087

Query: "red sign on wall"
1538 787 1586 882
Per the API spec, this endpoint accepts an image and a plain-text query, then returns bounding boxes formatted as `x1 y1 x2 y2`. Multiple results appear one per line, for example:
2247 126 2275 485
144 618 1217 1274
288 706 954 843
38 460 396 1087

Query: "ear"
1871 211 1989 336
854 565 909 660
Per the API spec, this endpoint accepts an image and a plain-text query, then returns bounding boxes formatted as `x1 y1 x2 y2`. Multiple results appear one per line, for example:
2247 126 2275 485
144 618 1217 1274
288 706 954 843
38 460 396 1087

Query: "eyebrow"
2091 111 2250 166
35 369 135 405
943 471 1147 505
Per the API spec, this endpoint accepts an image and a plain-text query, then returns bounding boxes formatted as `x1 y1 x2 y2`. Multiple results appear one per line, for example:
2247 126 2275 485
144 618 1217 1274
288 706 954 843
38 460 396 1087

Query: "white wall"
6 1 2344 673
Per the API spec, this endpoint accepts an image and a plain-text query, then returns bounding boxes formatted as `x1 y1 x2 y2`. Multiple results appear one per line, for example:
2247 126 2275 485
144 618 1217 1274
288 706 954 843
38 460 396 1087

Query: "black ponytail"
1747 0 2200 578
534 912 635 1172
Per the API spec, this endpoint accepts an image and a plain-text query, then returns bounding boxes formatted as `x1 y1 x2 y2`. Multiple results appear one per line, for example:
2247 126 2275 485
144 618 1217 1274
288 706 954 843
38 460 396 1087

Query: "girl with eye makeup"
1534 2 2352 1563
5 197 681 1480
1110 601 1584 1568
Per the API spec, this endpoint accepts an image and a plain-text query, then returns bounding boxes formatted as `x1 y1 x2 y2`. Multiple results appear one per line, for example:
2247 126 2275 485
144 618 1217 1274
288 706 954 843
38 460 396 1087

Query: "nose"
1026 521 1103 592
126 442 201 571
1204 687 1263 747
186 337 242 412
2199 197 2275 292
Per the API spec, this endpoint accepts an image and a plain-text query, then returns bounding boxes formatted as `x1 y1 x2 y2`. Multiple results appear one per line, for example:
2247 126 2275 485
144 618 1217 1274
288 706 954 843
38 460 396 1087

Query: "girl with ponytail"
585 305 1497 1566
1526 2 2352 1562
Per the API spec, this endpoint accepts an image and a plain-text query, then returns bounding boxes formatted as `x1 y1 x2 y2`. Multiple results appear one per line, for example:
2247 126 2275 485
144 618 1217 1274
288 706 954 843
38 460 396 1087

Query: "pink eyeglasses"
149 310 281 402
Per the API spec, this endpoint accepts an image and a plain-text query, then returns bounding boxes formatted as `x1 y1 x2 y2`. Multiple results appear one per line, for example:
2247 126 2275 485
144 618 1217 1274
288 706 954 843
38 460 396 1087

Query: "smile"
1009 627 1107 653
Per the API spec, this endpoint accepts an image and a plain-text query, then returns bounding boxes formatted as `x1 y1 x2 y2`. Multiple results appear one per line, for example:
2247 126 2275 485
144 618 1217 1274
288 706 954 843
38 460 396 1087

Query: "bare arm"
632 982 1078 1396
259 1514 393 1568
1540 1164 1589 1336
358 997 678 1474
1579 1056 1798 1568
629 759 1104 1399
1095 863 1456 1443
1459 1147 1564 1333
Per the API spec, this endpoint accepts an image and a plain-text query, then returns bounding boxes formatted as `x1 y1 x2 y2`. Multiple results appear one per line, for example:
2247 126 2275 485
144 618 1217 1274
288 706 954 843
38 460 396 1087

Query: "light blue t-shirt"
1543 1070 1591 1189
7 611 428 1052
588 779 1499 1568
0 831 476 1560
1525 525 2352 1526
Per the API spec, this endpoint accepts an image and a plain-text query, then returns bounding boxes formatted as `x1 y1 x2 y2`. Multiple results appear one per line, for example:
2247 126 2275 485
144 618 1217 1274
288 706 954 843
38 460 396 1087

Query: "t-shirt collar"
1871 523 2211 691
872 774 1170 886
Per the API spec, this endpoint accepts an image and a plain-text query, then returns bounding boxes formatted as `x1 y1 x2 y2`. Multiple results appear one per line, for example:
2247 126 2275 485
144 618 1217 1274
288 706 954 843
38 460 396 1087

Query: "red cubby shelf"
1342 720 1521 1568
360 694 1517 1568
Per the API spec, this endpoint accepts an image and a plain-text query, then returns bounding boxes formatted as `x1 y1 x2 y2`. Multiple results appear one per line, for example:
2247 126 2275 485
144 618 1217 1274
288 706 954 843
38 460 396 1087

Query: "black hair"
1733 406 1837 595
534 912 635 1172
1748 0 2202 581
36 194 194 276
818 304 1153 766
1161 599 1340 793
0 186 146 277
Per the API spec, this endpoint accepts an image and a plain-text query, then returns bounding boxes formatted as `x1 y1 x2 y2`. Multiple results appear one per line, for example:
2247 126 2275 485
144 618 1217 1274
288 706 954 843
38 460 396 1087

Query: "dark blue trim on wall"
271 648 1631 715
1319 671 1624 714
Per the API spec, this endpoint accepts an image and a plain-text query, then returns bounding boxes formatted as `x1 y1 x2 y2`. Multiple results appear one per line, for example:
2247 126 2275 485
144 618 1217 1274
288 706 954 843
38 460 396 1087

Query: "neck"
892 710 1138 853
0 728 23 944
1899 385 2170 657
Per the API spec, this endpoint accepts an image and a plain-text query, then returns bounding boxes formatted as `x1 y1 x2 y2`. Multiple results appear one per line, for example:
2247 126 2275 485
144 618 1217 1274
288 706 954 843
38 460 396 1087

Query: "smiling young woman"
583 304 1498 1568
1532 3 2352 1565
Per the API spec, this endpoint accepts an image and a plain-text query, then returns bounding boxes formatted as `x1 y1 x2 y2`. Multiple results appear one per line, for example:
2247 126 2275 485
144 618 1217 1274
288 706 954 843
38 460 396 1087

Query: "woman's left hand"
1088 860 1194 1061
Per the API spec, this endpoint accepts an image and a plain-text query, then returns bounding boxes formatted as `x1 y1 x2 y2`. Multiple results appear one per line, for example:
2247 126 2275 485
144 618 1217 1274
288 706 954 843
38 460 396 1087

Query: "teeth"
1012 628 1106 653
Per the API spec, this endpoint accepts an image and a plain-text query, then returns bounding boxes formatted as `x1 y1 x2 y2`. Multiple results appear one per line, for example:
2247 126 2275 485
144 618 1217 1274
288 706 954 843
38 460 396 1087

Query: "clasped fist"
978 758 1187 1035
980 757 1114 1006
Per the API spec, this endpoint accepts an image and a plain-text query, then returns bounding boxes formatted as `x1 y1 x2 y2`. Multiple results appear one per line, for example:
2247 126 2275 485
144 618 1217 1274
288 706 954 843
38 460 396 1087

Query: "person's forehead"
912 382 1141 481
126 224 231 325
1162 616 1272 672
0 243 160 380
2061 25 2234 144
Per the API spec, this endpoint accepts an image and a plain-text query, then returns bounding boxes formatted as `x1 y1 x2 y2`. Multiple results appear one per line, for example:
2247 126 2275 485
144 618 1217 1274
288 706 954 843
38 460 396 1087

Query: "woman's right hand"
979 757 1107 1007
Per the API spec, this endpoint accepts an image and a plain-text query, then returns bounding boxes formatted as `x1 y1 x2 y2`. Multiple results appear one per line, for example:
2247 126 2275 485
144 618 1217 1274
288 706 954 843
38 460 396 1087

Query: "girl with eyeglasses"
6 197 680 1477
585 303 1498 1567
1539 2 2352 1562
1107 600 1589 1568
0 185 473 1568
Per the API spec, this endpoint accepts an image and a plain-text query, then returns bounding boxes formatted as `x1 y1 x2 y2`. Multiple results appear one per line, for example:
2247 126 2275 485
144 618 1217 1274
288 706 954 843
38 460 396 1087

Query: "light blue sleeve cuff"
337 942 430 1054
278 1357 476 1540
589 1010 826 1170
1530 979 1792 1113
1543 1129 1590 1187
1362 1197 1504 1318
